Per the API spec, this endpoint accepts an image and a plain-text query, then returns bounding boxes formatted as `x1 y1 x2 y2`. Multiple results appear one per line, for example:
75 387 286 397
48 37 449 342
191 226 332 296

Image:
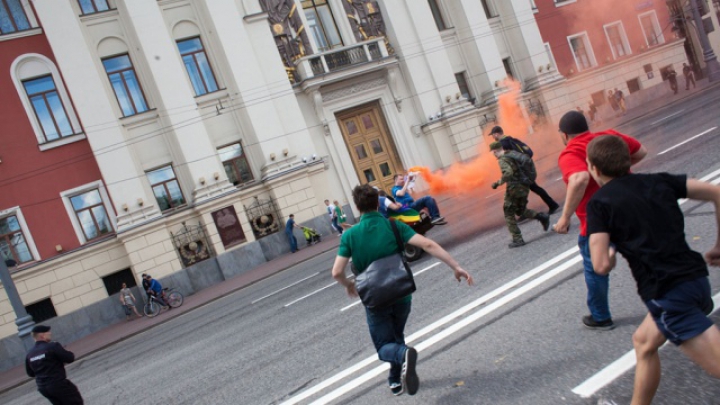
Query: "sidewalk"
593 77 720 131
0 235 341 394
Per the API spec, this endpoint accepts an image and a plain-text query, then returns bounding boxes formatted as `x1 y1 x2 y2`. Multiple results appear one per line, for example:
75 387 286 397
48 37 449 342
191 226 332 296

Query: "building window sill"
0 28 42 42
38 133 87 151
120 109 159 129
195 89 229 109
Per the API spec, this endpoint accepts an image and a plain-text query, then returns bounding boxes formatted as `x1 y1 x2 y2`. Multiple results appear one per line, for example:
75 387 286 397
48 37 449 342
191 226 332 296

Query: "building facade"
533 0 687 120
0 0 693 370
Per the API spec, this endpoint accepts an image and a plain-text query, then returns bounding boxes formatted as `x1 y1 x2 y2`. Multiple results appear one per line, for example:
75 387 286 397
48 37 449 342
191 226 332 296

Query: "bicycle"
143 287 184 317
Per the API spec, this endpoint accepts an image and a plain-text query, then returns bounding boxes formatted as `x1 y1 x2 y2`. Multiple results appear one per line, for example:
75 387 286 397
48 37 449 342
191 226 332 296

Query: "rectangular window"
102 54 149 117
480 0 496 18
22 75 74 143
639 11 664 47
302 0 343 52
102 268 136 296
604 22 630 59
0 0 31 35
26 298 57 323
78 0 110 15
455 72 472 102
147 165 186 211
0 215 33 264
428 0 447 31
70 189 112 241
177 37 219 96
568 33 596 71
502 58 515 80
627 78 641 94
218 143 254 186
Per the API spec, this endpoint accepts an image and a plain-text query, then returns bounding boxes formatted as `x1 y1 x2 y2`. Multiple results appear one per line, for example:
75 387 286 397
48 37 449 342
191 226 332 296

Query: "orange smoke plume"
410 79 553 195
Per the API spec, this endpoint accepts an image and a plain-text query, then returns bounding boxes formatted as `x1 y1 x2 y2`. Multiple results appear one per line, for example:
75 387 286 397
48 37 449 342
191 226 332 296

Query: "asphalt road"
3 85 720 405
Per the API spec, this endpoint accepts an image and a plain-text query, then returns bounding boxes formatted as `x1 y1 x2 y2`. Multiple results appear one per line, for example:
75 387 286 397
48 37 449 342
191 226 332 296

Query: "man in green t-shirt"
331 184 474 396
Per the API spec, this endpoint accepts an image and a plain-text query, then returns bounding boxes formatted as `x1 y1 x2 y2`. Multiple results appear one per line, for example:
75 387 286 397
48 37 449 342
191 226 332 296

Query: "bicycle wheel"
167 291 184 308
144 301 160 317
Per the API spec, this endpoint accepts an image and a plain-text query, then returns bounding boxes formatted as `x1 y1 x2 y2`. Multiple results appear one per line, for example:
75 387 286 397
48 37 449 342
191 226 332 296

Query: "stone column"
120 0 232 200
452 0 508 102
201 0 316 177
378 0 463 120
498 0 564 89
32 0 159 229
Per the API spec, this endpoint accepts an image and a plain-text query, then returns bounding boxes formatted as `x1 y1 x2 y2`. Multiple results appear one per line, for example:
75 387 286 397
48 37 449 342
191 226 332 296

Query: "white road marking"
556 176 564 181
339 262 442 312
250 272 319 304
571 167 720 398
658 127 717 155
311 254 584 405
284 282 337 307
572 291 720 398
650 109 685 125
280 247 580 405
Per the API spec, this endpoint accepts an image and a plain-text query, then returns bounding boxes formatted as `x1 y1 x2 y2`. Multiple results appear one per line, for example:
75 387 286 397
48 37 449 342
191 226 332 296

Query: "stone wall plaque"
212 206 246 248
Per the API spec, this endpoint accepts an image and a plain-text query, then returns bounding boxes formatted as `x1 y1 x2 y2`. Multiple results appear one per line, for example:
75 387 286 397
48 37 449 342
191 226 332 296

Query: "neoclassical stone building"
0 0 688 370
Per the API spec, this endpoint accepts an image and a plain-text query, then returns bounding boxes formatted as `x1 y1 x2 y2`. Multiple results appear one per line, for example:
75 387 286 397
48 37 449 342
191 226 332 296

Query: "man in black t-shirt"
585 135 720 405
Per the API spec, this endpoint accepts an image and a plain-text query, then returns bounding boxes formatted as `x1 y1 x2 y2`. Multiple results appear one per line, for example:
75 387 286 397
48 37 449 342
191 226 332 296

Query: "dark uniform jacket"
26 340 75 387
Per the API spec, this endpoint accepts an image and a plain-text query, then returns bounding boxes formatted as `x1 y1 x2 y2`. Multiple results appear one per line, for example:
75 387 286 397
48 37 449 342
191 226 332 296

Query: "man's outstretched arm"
686 179 720 266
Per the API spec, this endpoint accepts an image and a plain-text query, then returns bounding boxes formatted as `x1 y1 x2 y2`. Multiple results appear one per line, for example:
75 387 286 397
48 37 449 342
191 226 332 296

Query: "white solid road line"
311 255 584 405
279 247 581 405
658 127 717 155
572 292 720 398
251 272 320 304
339 262 442 312
284 282 337 307
650 109 685 125
571 167 720 398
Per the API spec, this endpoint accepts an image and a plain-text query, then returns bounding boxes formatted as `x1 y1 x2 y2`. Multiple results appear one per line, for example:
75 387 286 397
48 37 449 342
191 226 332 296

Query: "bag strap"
389 219 404 254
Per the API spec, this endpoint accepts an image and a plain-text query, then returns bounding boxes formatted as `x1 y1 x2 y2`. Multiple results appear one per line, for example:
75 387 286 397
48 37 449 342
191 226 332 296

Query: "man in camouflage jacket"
490 142 550 248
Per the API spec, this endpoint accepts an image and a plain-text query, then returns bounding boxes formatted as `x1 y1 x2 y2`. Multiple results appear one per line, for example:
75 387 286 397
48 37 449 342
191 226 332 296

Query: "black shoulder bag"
353 220 417 309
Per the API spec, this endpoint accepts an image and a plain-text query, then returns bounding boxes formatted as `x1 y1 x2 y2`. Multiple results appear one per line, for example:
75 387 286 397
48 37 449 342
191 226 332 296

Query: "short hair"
352 184 379 213
490 126 504 135
587 135 631 177
394 174 404 181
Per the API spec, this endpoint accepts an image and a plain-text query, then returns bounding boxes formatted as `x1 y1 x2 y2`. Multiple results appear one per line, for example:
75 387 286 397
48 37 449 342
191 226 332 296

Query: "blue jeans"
331 217 342 234
410 196 441 219
365 300 412 385
286 230 297 252
578 235 611 321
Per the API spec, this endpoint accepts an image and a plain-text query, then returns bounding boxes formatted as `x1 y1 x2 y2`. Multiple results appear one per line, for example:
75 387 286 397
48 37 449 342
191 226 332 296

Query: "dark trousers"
38 380 84 405
528 181 558 210
365 300 412 385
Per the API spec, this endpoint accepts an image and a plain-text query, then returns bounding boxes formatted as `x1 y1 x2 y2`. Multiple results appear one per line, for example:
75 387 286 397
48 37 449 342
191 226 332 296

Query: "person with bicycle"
142 274 170 309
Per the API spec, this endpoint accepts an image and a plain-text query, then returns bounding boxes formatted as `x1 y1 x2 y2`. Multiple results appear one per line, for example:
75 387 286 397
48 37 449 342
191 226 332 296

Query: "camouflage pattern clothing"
493 153 541 243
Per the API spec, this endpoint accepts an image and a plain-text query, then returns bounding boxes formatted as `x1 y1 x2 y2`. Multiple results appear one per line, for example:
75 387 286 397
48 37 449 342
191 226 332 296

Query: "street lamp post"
0 259 36 350
689 0 720 81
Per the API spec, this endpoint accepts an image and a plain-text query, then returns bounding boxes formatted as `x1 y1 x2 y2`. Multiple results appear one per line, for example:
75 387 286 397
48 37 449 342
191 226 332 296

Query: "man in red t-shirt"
553 110 647 330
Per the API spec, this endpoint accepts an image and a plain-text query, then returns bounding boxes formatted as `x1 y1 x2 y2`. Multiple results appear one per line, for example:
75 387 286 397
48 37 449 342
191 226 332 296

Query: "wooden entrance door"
336 103 403 193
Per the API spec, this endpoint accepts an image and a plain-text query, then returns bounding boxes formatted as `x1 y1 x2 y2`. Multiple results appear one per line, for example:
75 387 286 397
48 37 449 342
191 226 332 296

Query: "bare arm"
686 179 720 266
331 255 358 297
589 233 616 275
553 171 590 234
408 234 474 285
630 145 648 165
395 178 410 197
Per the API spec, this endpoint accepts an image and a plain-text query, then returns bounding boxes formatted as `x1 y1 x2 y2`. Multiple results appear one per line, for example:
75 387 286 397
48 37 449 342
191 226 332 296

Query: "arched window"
11 54 84 150
98 36 150 117
172 21 220 96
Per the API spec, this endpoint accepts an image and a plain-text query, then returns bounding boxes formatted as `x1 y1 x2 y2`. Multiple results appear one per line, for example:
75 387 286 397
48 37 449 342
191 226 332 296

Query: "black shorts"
645 277 714 346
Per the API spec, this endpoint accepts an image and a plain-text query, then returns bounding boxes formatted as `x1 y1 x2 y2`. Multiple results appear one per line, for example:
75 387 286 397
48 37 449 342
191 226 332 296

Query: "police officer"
489 141 550 248
25 324 84 404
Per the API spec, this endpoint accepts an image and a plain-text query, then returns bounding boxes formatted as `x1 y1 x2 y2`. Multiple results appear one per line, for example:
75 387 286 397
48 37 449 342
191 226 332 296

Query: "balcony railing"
295 37 389 82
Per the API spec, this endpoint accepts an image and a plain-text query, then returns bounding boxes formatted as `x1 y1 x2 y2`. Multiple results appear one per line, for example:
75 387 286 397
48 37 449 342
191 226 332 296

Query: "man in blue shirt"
143 274 169 308
285 214 300 253
391 174 446 225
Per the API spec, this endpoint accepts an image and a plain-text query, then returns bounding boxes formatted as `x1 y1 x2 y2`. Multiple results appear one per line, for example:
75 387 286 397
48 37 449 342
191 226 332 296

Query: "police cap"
31 325 50 333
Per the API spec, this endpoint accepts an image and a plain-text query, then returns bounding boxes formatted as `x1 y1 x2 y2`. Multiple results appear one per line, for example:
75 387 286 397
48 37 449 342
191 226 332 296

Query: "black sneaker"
401 347 419 396
508 240 526 248
389 382 403 396
582 315 615 331
537 213 550 231
431 217 446 225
